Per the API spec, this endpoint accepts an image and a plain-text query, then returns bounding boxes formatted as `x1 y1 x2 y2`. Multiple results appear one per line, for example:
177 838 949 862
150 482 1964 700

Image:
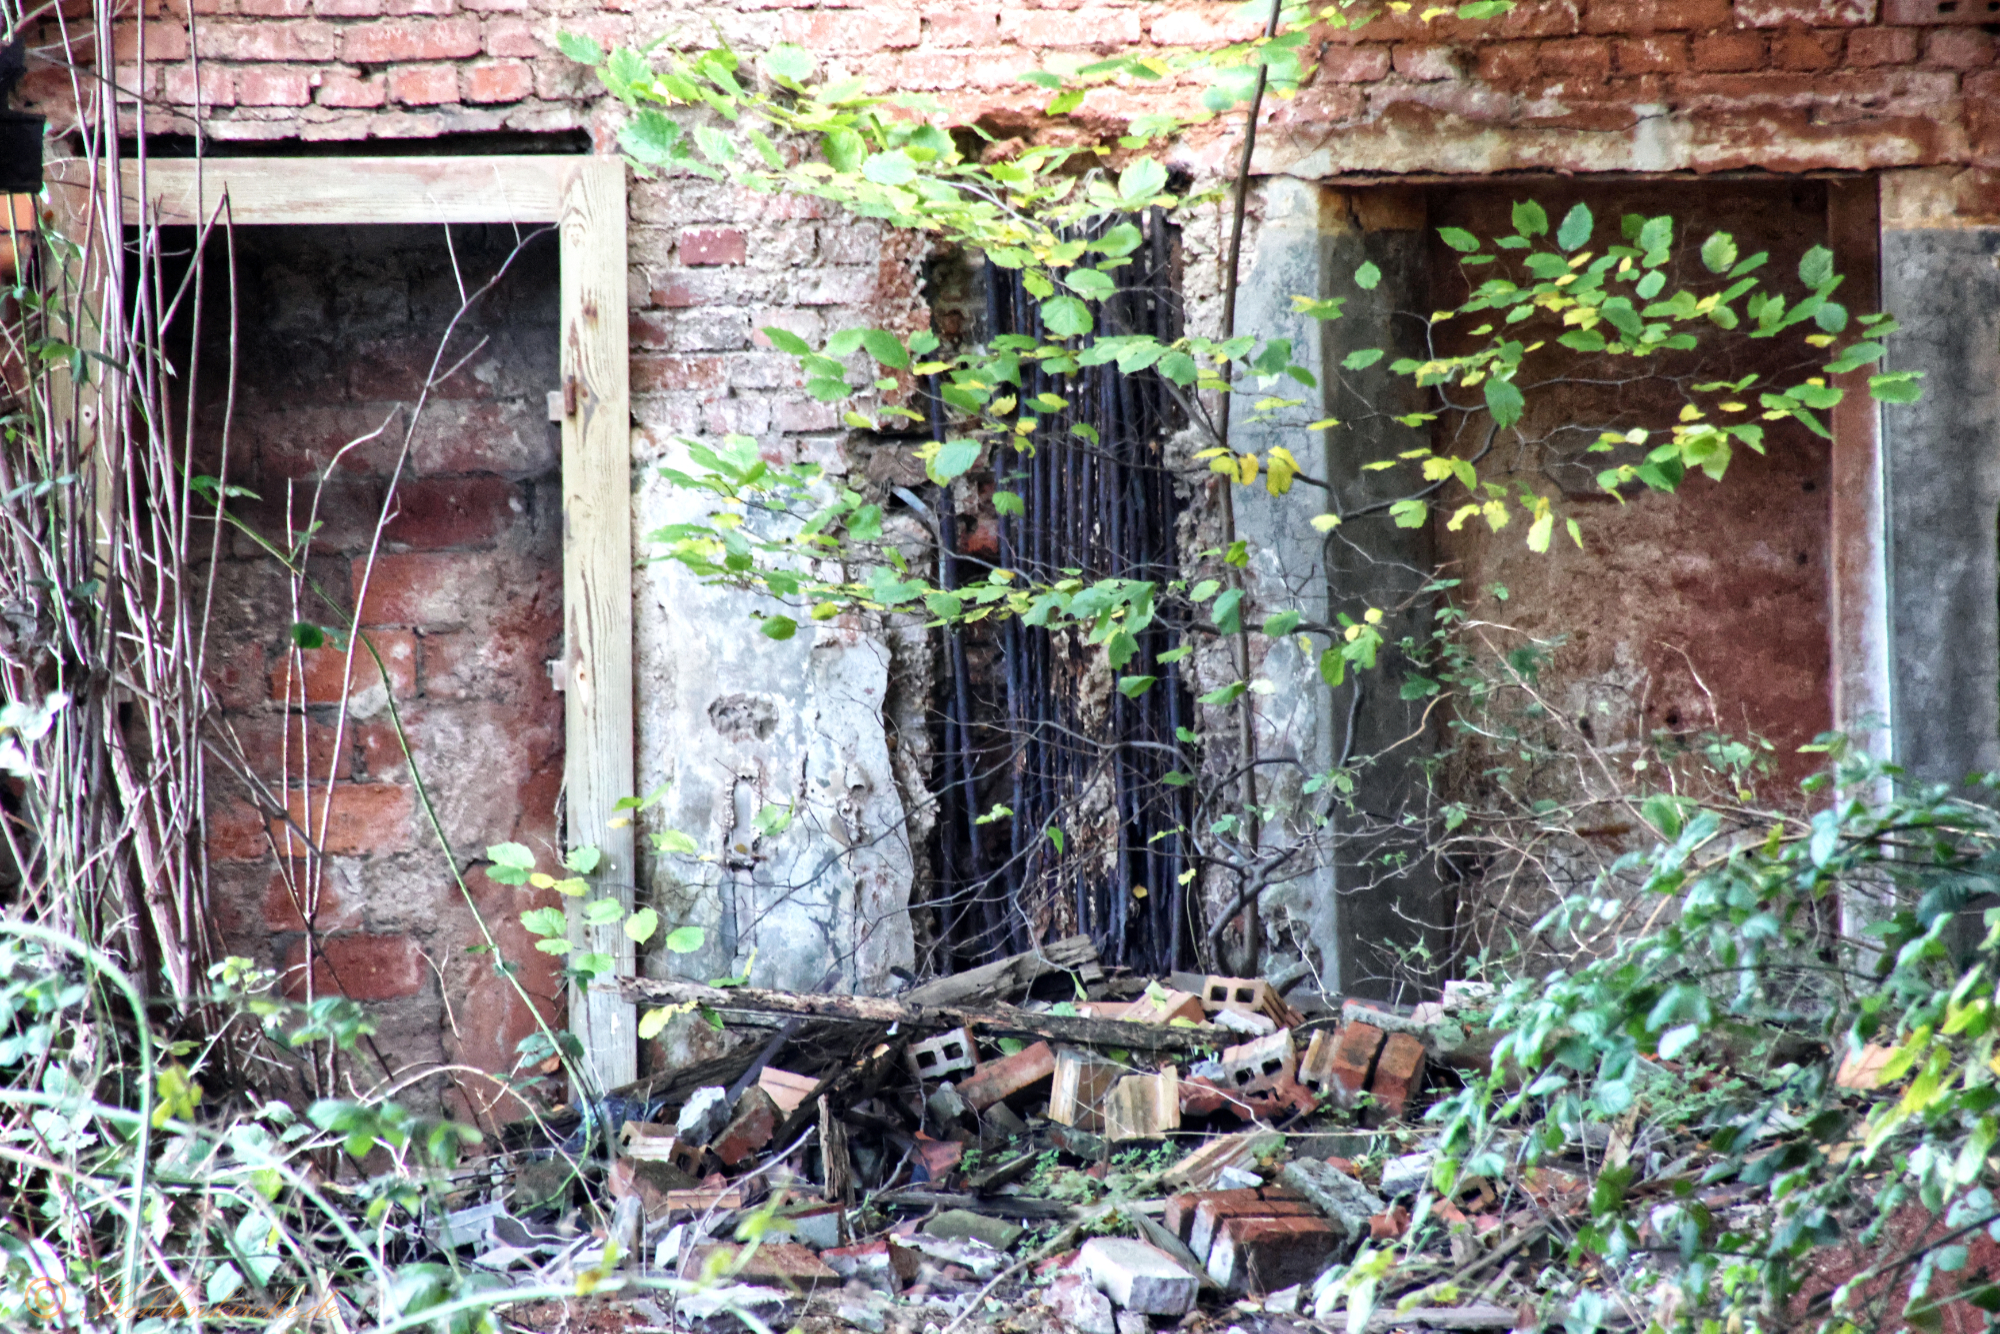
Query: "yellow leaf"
1237 453 1260 486
1678 403 1705 422
530 872 556 889
1310 513 1342 532
1306 417 1342 431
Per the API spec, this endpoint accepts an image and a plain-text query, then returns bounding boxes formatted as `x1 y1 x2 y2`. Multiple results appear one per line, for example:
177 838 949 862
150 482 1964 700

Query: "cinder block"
908 1026 979 1082
1078 1236 1198 1316
1218 1030 1297 1093
957 1040 1055 1110
1206 1215 1340 1295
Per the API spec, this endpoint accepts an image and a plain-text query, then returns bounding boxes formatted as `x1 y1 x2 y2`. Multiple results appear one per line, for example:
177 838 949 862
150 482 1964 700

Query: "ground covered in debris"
412 937 1729 1334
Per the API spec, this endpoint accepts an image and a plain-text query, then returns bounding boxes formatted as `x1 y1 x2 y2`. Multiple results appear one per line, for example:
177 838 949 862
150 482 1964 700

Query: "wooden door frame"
49 154 638 1091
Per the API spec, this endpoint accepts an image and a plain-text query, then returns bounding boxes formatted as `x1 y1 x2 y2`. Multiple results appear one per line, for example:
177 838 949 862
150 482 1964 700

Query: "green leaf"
930 438 982 483
822 128 866 173
289 622 325 649
486 842 537 886
1870 371 1924 404
1700 230 1738 274
1263 610 1301 637
621 109 685 166
1638 214 1672 257
693 124 735 166
993 489 1024 516
665 926 705 954
1117 674 1157 698
626 907 659 943
1484 376 1525 429
565 845 602 875
654 829 699 854
1438 227 1481 254
1212 587 1244 635
1557 202 1593 252
1094 223 1144 257
1046 826 1066 854
761 615 797 640
555 30 604 65
1799 243 1835 289
1353 260 1381 291
1040 296 1094 338
1343 347 1384 370
764 44 814 83
761 327 812 357
1512 199 1548 238
1118 157 1169 202
859 329 909 369
582 898 625 926
862 150 916 185
520 906 567 938
1047 88 1085 115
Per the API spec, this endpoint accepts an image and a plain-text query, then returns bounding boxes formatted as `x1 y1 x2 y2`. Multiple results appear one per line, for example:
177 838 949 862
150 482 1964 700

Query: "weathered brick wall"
199 224 566 1124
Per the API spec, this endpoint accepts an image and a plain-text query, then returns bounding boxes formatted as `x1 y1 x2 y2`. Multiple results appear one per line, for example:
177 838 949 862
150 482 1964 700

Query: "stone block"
1045 1270 1116 1334
1369 1033 1427 1119
925 1208 1023 1250
909 1025 979 1082
1206 1215 1340 1296
957 1040 1054 1110
1078 1237 1198 1315
1279 1157 1386 1239
677 1085 731 1146
1379 1150 1435 1198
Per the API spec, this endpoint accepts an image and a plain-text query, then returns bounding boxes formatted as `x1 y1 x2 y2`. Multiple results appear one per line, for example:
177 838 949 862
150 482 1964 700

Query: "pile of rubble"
429 939 1540 1333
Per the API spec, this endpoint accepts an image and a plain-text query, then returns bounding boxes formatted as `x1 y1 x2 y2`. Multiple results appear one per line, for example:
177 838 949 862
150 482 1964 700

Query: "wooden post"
559 158 637 1094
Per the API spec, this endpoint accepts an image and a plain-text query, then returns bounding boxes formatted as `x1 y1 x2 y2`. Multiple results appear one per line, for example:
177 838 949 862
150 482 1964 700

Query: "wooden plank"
560 158 636 1095
901 933 1103 1007
55 156 575 226
613 977 1228 1053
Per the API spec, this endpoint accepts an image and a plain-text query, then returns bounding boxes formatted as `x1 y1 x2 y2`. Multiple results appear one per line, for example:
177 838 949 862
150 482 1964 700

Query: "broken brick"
957 1039 1055 1110
1189 1194 1314 1261
1330 1022 1387 1093
1206 1215 1341 1295
1369 1032 1428 1120
709 1087 777 1167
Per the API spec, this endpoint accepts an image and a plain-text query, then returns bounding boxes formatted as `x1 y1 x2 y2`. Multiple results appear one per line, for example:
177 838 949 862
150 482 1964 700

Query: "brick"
206 641 267 710
1190 1194 1312 1261
1692 31 1766 67
1583 0 1731 30
274 782 415 855
389 63 460 104
1735 0 1875 22
1330 1021 1386 1093
269 628 419 704
757 1067 818 1116
1148 6 1265 44
1369 1032 1429 1119
956 1039 1054 1109
1539 35 1613 76
1206 1215 1339 1295
382 476 523 548
340 17 481 62
1772 27 1841 68
632 354 726 393
235 65 313 104
197 21 340 60
162 62 235 106
237 0 313 13
483 17 543 57
314 0 388 13
462 59 532 102
997 8 1143 47
1475 39 1542 82
1392 43 1460 79
283 932 425 1000
1164 1190 1237 1242
354 552 495 627
316 69 385 106
680 227 748 265
1078 1237 1197 1317
924 5 999 46
1615 33 1689 70
115 21 191 62
208 798 270 861
263 864 362 931
691 1242 837 1289
1924 27 1993 67
1121 988 1205 1025
780 8 920 50
1846 26 1918 64
1324 44 1392 81
710 1086 778 1167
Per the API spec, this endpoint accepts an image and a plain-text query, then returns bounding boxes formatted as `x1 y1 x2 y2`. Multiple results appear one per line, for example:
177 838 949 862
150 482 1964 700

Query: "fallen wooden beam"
902 933 1104 1006
611 978 1225 1053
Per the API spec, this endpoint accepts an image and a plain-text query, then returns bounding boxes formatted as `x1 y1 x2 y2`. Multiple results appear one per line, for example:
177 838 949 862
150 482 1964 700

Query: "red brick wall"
198 224 566 1125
